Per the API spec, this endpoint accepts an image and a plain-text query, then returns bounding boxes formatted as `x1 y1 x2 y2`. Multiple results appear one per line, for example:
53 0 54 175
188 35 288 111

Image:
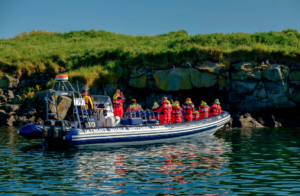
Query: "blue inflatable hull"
18 124 43 139
17 112 230 148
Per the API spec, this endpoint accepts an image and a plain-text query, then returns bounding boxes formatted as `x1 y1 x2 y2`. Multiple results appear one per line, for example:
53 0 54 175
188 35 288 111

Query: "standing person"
171 101 182 123
82 89 93 110
126 99 139 118
198 101 209 120
165 100 172 124
182 98 194 122
112 89 126 118
152 97 168 125
209 99 222 117
119 91 125 117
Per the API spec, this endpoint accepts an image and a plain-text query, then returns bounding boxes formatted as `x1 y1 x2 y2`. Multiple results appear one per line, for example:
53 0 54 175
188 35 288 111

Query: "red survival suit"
171 105 182 123
152 102 168 124
193 111 200 120
209 102 222 117
165 101 172 124
126 104 139 118
113 93 126 118
182 101 194 122
198 103 209 120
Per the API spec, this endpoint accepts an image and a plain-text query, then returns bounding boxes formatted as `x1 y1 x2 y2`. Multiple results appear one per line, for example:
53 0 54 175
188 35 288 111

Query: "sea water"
1 127 300 195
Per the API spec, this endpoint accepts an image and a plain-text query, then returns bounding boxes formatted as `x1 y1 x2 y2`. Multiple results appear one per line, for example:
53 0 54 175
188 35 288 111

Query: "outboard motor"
43 120 71 148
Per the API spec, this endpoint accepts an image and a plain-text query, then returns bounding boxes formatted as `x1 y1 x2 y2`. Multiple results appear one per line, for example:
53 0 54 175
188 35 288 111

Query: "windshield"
91 95 113 111
91 95 111 103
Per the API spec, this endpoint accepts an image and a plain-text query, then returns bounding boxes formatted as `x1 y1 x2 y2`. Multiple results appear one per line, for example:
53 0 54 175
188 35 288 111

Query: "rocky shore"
0 61 300 128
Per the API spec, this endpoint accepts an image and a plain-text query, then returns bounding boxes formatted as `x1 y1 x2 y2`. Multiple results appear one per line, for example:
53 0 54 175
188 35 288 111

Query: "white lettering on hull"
78 125 166 134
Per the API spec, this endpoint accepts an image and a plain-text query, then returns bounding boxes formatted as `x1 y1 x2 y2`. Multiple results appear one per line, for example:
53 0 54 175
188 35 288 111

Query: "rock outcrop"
0 60 300 128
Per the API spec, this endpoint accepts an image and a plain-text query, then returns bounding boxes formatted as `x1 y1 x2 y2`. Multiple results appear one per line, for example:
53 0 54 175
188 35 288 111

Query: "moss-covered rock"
56 96 72 120
289 82 300 103
232 62 253 71
189 69 218 88
232 81 258 93
130 69 147 78
268 97 297 109
289 71 300 81
219 74 230 91
12 95 21 104
253 81 267 99
181 62 192 68
231 69 261 81
195 61 220 74
0 76 19 89
264 80 288 100
129 74 147 88
262 64 289 82
153 68 192 91
291 64 300 71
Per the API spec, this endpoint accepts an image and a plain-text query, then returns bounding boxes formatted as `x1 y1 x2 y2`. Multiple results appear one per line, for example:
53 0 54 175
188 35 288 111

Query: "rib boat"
18 75 231 148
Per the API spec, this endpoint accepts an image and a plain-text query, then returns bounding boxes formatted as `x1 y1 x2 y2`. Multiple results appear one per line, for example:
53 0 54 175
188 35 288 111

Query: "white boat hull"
64 111 230 147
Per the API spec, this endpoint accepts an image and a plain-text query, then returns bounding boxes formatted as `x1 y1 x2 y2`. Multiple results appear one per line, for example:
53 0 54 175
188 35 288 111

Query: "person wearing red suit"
152 97 168 125
113 89 126 118
171 101 182 123
198 101 210 120
182 98 194 122
165 100 172 124
209 99 222 117
126 99 139 118
193 111 200 120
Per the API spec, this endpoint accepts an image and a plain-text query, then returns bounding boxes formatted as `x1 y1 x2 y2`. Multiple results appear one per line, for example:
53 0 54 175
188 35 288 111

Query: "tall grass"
0 29 300 86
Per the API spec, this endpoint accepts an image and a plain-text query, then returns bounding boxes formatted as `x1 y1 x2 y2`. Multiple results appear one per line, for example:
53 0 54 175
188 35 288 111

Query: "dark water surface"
1 127 300 195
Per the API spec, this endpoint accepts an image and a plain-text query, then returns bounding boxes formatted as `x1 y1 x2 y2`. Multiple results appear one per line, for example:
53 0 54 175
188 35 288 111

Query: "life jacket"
182 102 194 115
210 103 221 116
113 93 125 109
193 111 199 120
152 102 168 115
171 106 182 121
199 105 209 118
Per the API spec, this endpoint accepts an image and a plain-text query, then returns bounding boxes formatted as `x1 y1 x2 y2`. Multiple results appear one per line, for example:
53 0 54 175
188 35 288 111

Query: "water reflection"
1 127 300 195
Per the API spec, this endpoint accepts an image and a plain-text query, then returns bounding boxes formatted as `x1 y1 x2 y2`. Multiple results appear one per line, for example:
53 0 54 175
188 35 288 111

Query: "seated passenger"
209 99 222 117
193 111 200 120
126 99 139 118
182 98 195 122
171 101 182 123
198 101 209 119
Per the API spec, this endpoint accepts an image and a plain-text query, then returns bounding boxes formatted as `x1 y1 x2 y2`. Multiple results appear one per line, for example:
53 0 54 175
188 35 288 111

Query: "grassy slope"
0 29 299 87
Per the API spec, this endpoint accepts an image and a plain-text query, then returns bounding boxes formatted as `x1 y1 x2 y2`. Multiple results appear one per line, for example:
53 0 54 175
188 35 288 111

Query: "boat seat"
143 119 159 124
120 118 143 125
120 118 130 125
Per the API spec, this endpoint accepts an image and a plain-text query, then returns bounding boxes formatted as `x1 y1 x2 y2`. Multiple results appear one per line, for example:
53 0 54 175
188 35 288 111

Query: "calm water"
1 127 300 195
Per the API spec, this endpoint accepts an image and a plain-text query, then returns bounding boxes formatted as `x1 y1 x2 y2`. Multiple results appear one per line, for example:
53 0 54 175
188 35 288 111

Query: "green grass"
0 29 300 87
